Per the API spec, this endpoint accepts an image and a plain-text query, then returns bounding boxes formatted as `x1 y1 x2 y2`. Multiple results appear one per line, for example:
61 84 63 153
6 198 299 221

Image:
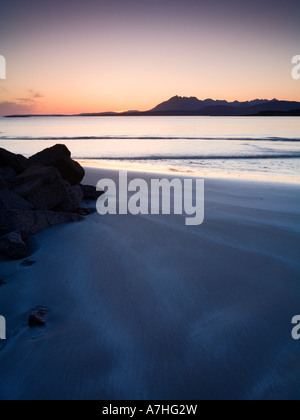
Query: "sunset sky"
0 0 299 115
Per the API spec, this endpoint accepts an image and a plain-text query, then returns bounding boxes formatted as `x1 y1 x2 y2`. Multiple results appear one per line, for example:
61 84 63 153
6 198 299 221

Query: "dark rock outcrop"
0 231 27 259
0 209 80 239
12 166 69 210
80 184 104 200
0 176 7 190
0 148 28 174
0 189 34 210
0 167 17 188
57 185 83 213
76 207 93 216
28 144 85 185
28 308 47 327
0 145 95 260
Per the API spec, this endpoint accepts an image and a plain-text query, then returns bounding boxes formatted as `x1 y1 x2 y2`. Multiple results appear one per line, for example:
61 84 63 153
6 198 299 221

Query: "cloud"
28 89 44 98
14 98 37 106
15 97 35 104
0 88 46 115
15 89 45 104
0 101 36 116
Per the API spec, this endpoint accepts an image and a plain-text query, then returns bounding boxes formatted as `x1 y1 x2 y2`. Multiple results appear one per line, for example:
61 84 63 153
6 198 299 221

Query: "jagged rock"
28 308 47 327
0 166 17 178
0 231 27 259
28 144 85 185
0 167 17 187
76 207 93 216
0 148 28 174
0 176 6 190
0 189 34 210
57 185 83 212
12 166 69 210
13 165 51 183
0 146 87 251
80 184 104 200
0 209 80 239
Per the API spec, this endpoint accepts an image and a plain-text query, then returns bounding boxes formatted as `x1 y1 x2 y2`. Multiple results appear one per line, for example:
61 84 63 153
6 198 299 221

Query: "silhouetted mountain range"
151 96 272 112
147 96 300 116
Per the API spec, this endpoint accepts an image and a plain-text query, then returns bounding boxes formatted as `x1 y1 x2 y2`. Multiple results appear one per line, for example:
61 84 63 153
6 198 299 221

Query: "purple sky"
0 0 299 114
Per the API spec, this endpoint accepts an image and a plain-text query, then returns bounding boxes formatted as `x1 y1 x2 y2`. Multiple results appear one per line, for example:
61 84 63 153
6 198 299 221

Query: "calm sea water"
0 116 299 181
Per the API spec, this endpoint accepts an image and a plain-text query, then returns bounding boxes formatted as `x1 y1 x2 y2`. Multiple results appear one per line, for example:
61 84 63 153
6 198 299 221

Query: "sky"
0 0 299 115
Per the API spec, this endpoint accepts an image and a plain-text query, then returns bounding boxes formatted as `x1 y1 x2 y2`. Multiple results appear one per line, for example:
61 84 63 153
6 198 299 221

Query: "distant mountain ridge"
150 96 273 112
148 96 300 116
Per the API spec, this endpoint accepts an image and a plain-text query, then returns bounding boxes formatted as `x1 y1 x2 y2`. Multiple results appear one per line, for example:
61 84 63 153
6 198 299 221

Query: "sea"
0 116 299 182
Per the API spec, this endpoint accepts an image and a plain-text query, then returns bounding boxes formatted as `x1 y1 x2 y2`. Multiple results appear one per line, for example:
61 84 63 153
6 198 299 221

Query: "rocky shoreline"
0 144 103 260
